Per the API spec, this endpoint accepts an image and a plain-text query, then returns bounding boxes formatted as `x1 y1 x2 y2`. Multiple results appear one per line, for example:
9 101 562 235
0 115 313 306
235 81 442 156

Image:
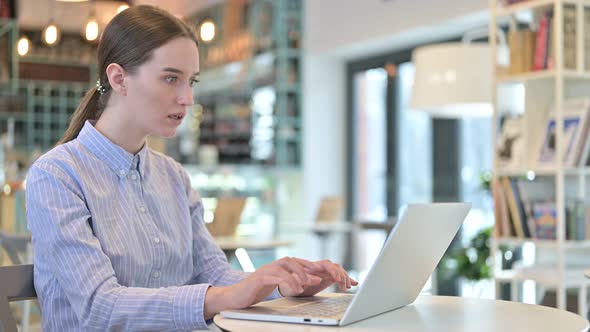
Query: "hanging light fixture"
84 0 99 42
199 19 216 43
410 28 509 118
42 0 61 46
17 36 31 56
43 22 61 46
85 17 99 41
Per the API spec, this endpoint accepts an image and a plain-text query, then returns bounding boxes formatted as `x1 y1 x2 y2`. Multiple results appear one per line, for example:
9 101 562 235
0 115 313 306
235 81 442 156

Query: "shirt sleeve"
180 168 282 300
26 161 212 331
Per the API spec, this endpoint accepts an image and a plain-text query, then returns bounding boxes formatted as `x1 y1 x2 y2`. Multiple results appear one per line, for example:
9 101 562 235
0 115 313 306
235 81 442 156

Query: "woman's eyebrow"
162 67 183 74
162 67 200 76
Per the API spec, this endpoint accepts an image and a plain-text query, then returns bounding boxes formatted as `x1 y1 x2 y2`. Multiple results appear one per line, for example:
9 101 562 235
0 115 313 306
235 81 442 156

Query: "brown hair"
58 5 198 145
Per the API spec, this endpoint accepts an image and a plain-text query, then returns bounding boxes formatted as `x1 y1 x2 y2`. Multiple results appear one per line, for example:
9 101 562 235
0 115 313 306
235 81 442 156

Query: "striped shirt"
25 120 279 331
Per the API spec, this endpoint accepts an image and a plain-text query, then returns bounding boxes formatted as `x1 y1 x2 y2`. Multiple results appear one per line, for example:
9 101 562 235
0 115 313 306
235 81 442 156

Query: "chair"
0 264 36 332
205 197 247 238
0 231 31 265
310 196 350 260
314 196 343 224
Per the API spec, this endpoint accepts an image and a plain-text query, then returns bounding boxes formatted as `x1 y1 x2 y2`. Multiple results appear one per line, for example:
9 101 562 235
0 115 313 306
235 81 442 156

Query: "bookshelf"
491 0 590 313
191 0 302 167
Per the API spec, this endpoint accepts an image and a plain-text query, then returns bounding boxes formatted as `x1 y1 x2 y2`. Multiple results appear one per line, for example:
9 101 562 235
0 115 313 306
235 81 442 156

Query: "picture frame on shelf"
497 116 525 169
537 98 590 167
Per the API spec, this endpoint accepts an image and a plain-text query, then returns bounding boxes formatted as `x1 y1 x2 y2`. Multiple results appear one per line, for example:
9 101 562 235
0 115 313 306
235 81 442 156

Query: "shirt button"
119 170 125 176
139 206 146 213
130 174 138 180
152 271 160 279
154 237 160 244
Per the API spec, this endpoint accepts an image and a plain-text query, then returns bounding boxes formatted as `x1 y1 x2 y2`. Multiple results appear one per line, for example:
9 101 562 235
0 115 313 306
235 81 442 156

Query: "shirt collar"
77 120 149 179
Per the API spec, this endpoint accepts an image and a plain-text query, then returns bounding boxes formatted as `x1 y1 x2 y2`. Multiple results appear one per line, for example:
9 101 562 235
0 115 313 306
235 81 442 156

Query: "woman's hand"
203 257 357 319
286 259 358 297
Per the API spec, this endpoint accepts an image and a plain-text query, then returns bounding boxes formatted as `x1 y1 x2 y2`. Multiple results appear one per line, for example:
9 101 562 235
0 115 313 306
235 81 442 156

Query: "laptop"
220 202 471 326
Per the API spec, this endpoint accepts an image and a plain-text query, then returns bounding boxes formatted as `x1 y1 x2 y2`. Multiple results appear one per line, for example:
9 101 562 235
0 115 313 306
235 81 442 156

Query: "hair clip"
96 79 107 95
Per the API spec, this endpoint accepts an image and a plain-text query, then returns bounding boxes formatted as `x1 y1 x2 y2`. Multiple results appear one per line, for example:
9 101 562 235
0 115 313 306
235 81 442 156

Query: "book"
492 178 513 237
545 10 554 69
508 29 537 74
516 179 536 238
502 177 526 238
566 200 586 241
532 202 557 240
564 5 577 70
510 178 531 237
534 12 550 71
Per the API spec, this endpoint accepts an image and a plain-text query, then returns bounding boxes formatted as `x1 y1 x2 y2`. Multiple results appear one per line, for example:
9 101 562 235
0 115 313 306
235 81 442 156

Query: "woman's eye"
165 76 178 84
189 79 199 87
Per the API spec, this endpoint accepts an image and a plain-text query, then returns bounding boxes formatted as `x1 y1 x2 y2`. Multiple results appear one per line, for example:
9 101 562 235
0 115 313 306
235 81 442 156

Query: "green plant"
442 226 492 281
479 170 493 193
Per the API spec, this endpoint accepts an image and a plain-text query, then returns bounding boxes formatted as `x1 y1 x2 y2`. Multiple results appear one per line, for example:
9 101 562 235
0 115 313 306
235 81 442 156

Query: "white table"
214 295 589 331
214 236 292 252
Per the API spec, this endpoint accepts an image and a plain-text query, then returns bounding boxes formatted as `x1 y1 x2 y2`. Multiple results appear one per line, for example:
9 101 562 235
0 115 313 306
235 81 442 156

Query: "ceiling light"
43 23 61 46
85 17 99 41
199 19 216 43
17 36 30 56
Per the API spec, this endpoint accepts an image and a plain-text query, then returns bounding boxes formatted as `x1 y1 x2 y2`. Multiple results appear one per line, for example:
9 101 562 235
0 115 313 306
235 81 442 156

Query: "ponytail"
57 87 103 145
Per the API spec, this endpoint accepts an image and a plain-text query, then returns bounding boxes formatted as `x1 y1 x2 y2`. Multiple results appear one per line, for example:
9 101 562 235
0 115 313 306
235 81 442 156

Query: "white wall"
302 0 490 222
306 0 490 58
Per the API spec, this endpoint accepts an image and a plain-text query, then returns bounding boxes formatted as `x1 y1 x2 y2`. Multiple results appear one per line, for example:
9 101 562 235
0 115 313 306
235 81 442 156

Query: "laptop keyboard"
282 296 352 318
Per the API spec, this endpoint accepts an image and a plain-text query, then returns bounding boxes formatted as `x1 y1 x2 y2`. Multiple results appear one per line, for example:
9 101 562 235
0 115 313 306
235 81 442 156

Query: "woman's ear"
106 63 127 96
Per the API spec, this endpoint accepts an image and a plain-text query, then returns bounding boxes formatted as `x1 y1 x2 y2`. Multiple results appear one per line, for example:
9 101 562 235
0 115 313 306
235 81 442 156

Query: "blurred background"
2 0 590 329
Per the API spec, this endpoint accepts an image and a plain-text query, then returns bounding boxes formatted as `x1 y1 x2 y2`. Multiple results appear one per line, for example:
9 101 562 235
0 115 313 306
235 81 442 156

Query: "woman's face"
124 37 199 138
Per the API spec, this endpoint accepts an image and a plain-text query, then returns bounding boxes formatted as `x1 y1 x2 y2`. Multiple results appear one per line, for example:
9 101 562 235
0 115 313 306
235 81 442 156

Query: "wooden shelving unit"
191 0 303 166
491 0 590 313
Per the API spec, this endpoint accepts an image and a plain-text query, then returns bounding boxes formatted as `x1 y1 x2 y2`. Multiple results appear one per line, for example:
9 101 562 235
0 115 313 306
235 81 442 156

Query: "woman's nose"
178 84 194 106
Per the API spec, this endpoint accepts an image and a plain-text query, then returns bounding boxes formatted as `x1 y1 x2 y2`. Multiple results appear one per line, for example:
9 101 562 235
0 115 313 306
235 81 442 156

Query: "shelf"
493 237 590 249
196 52 275 96
19 56 95 68
495 167 590 176
495 267 590 287
497 70 590 83
496 0 590 17
0 112 29 121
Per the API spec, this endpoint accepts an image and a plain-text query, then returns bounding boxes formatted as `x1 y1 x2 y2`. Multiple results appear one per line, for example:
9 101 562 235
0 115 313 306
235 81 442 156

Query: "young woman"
25 5 356 331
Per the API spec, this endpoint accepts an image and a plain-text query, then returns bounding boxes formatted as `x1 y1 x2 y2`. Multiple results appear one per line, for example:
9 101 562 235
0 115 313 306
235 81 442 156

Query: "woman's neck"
95 107 146 154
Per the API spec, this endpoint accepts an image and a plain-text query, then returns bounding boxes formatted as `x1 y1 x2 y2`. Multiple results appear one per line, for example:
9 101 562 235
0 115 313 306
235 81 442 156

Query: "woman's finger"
316 260 342 283
337 265 347 291
276 257 310 286
292 257 322 270
265 265 304 293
